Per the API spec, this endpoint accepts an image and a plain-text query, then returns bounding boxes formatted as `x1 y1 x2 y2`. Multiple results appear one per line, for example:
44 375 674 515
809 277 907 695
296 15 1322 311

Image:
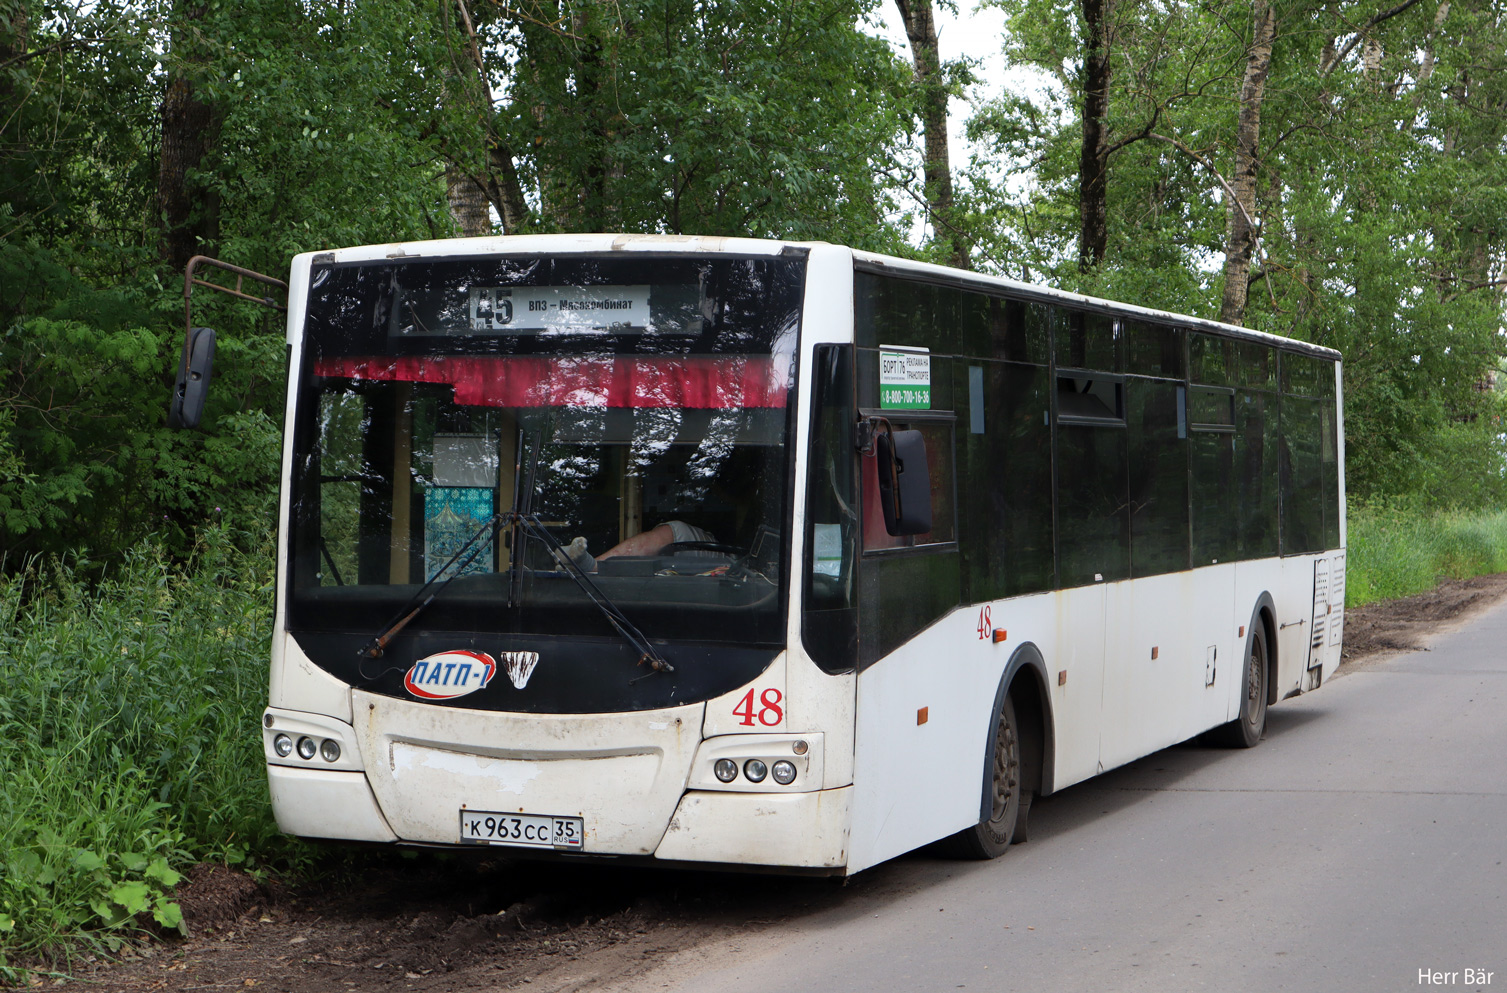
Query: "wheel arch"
1249 592 1278 706
976 642 1057 826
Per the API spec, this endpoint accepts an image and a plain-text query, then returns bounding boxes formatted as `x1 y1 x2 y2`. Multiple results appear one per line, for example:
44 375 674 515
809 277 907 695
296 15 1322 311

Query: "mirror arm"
180 255 289 367
855 414 892 457
170 257 290 430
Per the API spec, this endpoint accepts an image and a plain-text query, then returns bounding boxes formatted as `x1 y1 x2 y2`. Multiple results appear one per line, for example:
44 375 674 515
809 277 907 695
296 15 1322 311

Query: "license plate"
459 809 584 850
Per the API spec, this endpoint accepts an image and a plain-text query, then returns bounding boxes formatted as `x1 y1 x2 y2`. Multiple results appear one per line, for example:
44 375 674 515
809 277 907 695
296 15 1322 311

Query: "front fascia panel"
353 690 704 855
268 765 397 843
292 629 778 715
269 631 352 722
655 787 852 868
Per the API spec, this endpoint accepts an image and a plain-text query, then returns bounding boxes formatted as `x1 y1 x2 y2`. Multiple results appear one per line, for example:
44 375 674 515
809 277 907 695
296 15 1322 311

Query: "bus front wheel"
944 693 1024 859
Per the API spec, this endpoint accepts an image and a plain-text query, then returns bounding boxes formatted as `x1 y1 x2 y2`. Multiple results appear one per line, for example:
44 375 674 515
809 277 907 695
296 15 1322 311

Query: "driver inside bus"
556 520 716 573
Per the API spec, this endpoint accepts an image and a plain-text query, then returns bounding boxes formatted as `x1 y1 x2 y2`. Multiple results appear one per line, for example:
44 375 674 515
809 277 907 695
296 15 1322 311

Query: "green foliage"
1346 501 1507 606
474 0 914 249
964 0 1507 511
0 0 923 569
0 530 301 967
0 0 455 566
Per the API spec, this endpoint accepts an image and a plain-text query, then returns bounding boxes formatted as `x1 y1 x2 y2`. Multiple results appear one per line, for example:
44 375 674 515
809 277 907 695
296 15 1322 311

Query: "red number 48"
733 688 784 727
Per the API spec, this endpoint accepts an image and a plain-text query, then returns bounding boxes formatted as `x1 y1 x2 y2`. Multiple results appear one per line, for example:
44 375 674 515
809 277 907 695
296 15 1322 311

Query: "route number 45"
733 688 784 727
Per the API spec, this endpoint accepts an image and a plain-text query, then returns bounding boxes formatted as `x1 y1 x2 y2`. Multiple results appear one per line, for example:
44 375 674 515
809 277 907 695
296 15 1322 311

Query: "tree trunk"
1407 0 1450 130
1078 0 1113 271
486 143 529 234
446 166 493 237
157 0 222 273
1218 0 1276 326
894 0 968 269
570 2 611 232
447 0 529 235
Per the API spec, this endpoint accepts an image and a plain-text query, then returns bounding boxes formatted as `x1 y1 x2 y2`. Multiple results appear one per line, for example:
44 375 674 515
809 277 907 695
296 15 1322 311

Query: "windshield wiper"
513 512 675 675
358 512 502 659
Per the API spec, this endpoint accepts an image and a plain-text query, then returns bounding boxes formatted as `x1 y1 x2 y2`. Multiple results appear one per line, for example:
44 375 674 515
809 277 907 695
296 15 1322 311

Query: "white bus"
236 234 1343 873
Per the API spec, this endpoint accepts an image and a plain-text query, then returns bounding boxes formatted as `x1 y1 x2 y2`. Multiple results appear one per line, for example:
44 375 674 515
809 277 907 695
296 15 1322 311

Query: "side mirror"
168 326 216 429
876 428 933 536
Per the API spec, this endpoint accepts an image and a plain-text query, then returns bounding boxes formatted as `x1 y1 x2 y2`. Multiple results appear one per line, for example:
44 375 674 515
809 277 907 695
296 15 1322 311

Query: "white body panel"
848 554 1340 874
267 765 396 842
351 691 704 855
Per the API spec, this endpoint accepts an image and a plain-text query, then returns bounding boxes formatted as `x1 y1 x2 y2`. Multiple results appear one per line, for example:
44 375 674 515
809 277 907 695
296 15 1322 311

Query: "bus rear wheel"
944 694 1023 859
1213 623 1268 748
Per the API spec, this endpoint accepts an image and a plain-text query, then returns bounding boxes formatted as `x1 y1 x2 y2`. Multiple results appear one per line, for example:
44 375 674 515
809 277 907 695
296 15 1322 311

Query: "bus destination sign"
880 346 931 409
467 284 651 332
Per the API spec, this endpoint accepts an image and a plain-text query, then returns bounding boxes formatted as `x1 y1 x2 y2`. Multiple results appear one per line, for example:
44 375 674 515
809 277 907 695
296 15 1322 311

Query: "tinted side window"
1055 380 1130 587
1127 380 1189 576
857 408 961 669
1280 352 1334 398
1057 309 1122 372
858 550 961 666
854 273 960 354
1190 386 1237 564
993 298 1051 365
962 362 1055 600
1125 321 1185 379
1190 333 1235 386
1238 342 1275 391
1236 391 1280 559
1322 404 1341 549
1281 397 1325 553
1191 430 1237 565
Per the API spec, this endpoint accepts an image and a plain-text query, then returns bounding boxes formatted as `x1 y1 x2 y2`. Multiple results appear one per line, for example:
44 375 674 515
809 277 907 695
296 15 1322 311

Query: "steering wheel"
663 540 746 557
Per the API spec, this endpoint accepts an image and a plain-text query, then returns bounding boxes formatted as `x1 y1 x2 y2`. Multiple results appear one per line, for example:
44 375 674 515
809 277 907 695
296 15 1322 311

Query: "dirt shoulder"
1337 571 1507 666
42 573 1507 993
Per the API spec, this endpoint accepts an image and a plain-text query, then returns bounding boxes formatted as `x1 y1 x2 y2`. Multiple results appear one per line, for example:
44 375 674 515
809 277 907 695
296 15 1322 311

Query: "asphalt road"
620 601 1507 993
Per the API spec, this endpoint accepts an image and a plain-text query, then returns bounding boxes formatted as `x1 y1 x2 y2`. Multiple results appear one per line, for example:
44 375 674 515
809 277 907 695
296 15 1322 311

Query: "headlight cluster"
274 733 341 763
712 753 800 786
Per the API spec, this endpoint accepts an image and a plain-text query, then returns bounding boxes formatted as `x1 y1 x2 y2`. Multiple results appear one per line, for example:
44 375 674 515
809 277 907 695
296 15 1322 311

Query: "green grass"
0 527 306 975
1346 503 1507 607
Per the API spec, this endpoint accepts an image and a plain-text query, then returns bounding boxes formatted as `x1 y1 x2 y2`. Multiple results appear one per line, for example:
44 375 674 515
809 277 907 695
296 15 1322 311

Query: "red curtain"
312 354 787 409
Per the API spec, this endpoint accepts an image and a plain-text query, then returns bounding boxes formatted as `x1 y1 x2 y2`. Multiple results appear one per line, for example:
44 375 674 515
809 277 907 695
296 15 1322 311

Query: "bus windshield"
286 254 804 652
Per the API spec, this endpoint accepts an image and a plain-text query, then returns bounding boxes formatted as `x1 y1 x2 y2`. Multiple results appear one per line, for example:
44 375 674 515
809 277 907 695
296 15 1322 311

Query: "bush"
0 527 299 972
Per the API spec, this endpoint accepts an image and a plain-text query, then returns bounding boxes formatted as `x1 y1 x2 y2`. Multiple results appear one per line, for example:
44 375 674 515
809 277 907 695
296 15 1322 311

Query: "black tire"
944 693 1023 859
1213 622 1268 748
